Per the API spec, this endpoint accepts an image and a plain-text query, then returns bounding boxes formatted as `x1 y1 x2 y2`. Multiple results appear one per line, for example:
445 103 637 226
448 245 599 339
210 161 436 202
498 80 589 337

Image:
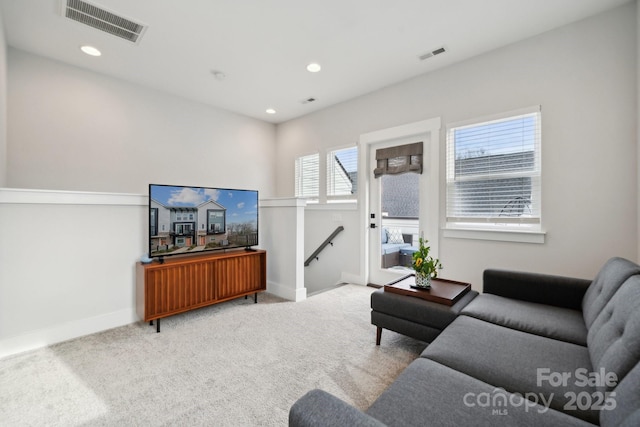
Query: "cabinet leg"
149 320 153 326
156 318 160 333
245 295 248 300
254 292 258 303
376 327 382 346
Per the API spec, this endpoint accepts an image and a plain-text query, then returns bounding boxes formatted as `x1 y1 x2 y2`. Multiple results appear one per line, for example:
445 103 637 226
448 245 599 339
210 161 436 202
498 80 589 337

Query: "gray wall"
6 49 277 195
0 13 6 186
277 3 638 287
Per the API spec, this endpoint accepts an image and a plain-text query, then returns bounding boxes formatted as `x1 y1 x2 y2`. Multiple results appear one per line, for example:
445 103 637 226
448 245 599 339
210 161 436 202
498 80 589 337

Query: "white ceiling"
0 0 631 123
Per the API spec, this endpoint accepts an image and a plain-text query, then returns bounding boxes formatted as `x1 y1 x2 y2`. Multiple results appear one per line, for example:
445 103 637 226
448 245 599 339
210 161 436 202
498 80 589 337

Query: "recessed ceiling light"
80 45 101 57
266 108 276 114
306 63 321 73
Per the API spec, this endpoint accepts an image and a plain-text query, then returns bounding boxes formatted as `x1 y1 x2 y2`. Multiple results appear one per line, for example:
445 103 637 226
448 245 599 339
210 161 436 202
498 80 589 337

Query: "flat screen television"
148 184 258 259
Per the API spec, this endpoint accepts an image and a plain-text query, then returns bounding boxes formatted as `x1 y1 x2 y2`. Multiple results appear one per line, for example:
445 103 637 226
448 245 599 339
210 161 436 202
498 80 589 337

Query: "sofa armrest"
483 269 592 310
289 389 386 427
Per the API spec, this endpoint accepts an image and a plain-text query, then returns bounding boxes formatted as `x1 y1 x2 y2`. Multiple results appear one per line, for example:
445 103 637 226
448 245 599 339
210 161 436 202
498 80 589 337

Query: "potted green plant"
411 237 442 288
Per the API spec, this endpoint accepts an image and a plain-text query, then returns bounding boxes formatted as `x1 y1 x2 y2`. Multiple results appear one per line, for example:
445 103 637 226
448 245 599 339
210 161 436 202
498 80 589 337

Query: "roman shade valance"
373 142 423 178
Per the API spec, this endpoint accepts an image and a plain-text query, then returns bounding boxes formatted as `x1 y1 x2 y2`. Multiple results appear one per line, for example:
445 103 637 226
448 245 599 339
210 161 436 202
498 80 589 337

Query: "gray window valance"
373 141 423 178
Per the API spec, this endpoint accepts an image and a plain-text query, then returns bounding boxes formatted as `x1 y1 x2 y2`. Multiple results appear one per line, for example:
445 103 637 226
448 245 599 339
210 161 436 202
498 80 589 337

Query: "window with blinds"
295 153 319 200
446 107 541 228
327 146 357 201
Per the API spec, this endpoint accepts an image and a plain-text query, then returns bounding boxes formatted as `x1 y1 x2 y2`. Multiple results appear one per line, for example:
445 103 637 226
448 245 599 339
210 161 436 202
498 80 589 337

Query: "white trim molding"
259 197 307 208
358 117 442 285
443 227 546 244
0 187 147 206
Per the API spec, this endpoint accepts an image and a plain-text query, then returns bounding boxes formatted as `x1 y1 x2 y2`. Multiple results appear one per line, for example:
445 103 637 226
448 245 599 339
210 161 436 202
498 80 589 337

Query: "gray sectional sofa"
289 257 640 427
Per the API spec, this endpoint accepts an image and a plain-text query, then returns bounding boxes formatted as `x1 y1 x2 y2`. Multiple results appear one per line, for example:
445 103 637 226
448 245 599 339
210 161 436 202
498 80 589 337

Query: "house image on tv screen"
149 185 258 257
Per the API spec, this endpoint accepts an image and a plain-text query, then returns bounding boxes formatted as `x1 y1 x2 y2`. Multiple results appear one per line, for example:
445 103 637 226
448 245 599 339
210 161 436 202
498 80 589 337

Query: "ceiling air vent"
60 0 147 44
419 47 446 61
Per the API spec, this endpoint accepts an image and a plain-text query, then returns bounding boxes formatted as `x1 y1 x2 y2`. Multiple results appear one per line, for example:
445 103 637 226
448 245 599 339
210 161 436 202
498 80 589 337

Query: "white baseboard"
0 309 138 360
267 281 307 302
340 272 364 285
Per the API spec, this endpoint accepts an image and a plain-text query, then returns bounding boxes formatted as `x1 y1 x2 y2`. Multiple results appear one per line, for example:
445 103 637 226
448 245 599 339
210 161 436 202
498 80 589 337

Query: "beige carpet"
0 284 425 426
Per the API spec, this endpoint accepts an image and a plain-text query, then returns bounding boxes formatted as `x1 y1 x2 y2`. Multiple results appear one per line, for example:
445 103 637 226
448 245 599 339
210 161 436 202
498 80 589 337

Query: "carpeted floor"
0 284 425 426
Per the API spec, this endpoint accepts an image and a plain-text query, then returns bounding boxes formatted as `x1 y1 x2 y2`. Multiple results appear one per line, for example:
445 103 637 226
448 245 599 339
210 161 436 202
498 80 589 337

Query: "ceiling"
0 0 631 124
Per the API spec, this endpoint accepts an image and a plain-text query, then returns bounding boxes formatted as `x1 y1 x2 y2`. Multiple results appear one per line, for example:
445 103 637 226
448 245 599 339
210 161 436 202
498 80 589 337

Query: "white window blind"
446 107 541 227
295 153 319 199
327 146 357 201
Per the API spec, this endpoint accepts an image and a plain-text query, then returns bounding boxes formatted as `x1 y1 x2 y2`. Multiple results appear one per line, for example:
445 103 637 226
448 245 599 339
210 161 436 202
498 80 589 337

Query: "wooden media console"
136 249 266 332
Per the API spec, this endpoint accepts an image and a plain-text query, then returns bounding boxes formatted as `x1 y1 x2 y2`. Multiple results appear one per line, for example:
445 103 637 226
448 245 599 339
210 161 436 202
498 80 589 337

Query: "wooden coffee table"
384 274 471 306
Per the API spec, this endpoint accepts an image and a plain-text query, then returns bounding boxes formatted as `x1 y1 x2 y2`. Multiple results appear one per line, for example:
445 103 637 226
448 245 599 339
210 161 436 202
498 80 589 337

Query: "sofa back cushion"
582 257 640 328
587 275 640 396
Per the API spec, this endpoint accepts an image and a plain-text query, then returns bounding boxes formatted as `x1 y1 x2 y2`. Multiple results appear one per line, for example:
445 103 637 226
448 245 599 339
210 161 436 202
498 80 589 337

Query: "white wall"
1 49 279 357
260 198 307 302
303 206 360 293
0 190 146 358
0 12 7 187
277 3 638 289
6 49 277 195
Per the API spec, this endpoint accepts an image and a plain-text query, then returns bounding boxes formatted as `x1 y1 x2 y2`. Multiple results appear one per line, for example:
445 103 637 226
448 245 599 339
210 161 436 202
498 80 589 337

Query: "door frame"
357 118 441 286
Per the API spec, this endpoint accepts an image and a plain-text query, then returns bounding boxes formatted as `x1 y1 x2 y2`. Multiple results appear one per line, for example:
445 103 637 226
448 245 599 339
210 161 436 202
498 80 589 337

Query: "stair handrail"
304 226 345 266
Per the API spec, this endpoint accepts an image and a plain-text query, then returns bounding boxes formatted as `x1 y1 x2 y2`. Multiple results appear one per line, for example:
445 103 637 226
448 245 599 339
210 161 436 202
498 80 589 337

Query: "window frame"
444 106 544 242
326 145 358 203
295 145 359 206
294 152 320 202
207 209 225 234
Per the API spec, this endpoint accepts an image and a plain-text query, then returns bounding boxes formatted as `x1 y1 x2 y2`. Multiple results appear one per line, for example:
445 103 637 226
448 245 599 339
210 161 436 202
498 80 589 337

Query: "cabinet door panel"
146 262 214 317
215 254 264 299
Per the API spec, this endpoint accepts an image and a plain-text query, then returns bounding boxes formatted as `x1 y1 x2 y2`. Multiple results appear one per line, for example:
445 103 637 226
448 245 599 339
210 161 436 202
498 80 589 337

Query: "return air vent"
60 0 147 44
419 46 446 61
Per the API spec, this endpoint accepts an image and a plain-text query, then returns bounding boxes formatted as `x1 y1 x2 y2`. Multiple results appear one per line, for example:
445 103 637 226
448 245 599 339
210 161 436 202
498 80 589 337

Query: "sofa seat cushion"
599 361 640 427
421 316 598 424
461 293 587 345
381 243 410 255
366 358 596 427
399 247 418 256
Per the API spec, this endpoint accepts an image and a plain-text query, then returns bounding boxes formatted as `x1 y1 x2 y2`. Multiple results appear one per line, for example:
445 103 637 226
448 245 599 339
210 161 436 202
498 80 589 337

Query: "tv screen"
149 184 258 258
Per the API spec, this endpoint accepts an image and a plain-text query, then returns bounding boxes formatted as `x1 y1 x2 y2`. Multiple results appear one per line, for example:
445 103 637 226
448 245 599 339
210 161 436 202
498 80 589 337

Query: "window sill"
442 226 545 244
306 202 357 211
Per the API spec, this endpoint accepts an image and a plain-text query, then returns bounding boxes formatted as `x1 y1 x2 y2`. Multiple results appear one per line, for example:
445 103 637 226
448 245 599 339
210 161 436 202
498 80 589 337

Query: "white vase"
414 272 431 289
